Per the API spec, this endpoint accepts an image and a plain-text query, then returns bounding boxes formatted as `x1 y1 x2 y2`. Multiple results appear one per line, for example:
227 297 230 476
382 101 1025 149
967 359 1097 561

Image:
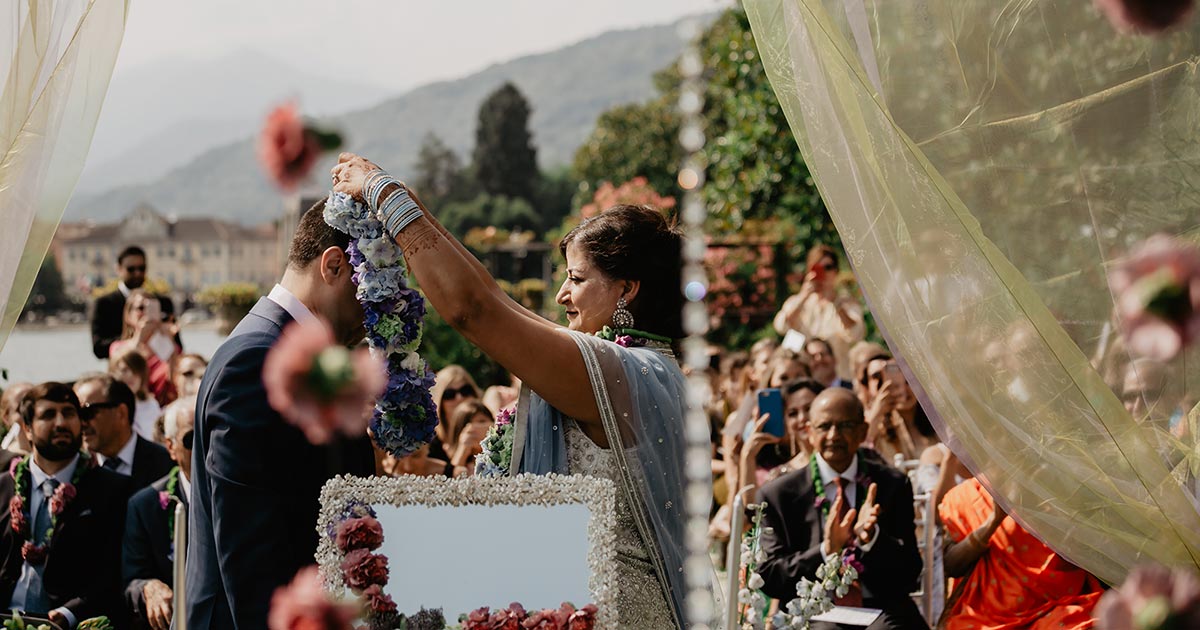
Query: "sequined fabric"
565 419 674 628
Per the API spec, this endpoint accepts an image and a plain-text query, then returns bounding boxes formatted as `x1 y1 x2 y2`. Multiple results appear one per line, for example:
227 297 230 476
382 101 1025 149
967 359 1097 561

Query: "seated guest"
110 349 162 442
428 365 481 464
757 388 926 630
0 382 132 627
123 397 195 630
939 478 1103 630
861 353 939 464
1 382 33 456
805 337 853 390
73 374 173 491
109 289 179 407
381 443 453 477
171 353 208 399
444 400 495 475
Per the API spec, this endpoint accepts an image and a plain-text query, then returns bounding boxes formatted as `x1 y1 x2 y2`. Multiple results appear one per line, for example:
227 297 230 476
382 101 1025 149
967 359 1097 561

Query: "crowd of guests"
0 238 1169 629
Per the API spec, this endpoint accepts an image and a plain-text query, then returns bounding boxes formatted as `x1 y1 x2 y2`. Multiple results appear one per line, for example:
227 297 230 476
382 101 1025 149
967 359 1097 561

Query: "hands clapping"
822 482 880 555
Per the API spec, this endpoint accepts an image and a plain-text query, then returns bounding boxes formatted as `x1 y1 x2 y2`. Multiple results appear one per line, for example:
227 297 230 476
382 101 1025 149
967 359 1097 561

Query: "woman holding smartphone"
109 289 181 406
772 244 865 380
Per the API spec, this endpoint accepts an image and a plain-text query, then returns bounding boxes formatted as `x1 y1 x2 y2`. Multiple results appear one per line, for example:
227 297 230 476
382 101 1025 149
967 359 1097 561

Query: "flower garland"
594 326 673 351
772 552 859 629
158 466 181 558
8 452 90 565
324 191 438 457
738 502 769 630
462 602 597 630
329 500 398 630
474 406 515 477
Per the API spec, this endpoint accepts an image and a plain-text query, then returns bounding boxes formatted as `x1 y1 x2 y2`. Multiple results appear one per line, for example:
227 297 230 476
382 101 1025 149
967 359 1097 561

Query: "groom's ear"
318 246 349 286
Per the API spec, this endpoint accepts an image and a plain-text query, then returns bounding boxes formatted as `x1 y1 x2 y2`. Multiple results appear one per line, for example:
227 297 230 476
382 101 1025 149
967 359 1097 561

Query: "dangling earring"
612 296 635 330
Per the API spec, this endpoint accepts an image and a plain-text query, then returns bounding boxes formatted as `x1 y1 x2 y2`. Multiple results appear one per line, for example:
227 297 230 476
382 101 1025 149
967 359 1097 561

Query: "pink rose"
9 496 24 533
521 608 564 630
339 548 389 591
1094 0 1194 33
268 566 356 630
159 491 172 510
463 608 492 630
335 516 384 553
567 604 598 630
1095 564 1200 630
1109 234 1200 361
49 483 76 516
258 103 321 192
264 319 387 445
360 584 397 615
8 457 21 478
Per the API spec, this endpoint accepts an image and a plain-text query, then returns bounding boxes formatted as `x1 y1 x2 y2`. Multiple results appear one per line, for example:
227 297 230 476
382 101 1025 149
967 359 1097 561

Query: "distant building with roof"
55 203 280 299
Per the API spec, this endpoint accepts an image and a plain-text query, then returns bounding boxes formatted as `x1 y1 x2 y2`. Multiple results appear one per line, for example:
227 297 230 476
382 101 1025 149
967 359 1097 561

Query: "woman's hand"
451 423 491 466
134 316 159 347
331 152 383 204
742 414 783 460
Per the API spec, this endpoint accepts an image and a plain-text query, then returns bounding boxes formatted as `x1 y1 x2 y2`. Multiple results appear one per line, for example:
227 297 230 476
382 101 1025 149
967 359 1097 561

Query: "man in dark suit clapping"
758 388 928 630
123 397 195 630
187 199 375 630
0 382 133 627
90 246 180 360
73 374 173 492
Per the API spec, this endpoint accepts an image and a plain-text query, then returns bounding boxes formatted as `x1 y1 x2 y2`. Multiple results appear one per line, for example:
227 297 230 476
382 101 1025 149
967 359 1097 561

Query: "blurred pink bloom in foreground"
1095 564 1200 630
264 318 387 444
268 566 356 630
258 102 344 192
1094 0 1194 34
1109 234 1200 361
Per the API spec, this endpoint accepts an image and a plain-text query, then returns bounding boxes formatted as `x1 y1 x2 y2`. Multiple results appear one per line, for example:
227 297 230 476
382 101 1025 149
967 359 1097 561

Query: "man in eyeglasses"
72 374 173 491
90 245 181 360
122 397 194 630
0 382 132 627
756 388 927 630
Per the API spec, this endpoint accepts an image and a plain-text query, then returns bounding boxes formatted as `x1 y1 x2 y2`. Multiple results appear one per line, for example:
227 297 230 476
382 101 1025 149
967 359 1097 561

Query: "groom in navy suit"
186 199 376 629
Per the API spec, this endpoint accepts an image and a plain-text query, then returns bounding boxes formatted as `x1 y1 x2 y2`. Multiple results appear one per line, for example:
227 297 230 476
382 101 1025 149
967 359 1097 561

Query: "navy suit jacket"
185 298 375 630
123 471 186 629
757 450 923 612
0 463 133 623
130 437 174 492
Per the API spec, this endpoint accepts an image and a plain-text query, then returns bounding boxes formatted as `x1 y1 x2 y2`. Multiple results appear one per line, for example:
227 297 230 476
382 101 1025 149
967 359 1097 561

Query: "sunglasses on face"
124 265 146 273
441 385 476 402
821 262 836 271
79 401 121 421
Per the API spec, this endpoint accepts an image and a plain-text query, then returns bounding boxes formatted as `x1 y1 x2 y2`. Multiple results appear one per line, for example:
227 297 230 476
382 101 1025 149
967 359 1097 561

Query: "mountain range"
66 16 701 224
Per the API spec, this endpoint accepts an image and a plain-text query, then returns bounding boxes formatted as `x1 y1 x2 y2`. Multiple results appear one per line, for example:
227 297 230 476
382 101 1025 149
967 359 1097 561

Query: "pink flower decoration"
360 584 397 615
9 496 24 533
258 103 322 192
1109 234 1200 361
521 608 564 630
48 483 75 516
263 318 388 445
334 516 384 553
339 548 389 591
1094 0 1194 34
567 604 598 630
1095 564 1200 630
268 566 356 630
614 335 633 348
158 491 172 510
21 541 46 565
496 407 515 427
8 457 21 478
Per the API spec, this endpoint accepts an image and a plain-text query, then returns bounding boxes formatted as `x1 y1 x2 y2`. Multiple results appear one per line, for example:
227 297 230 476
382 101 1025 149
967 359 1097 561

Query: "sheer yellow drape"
0 0 127 353
744 0 1200 584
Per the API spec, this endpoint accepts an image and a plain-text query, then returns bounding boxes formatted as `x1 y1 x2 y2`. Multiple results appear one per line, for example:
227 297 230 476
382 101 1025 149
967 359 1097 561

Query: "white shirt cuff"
53 607 77 629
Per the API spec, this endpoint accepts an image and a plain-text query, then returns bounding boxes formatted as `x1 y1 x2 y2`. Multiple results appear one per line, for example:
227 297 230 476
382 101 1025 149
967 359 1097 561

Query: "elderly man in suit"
187 199 375 629
0 382 132 628
73 374 173 491
90 245 181 360
123 396 195 630
757 387 927 630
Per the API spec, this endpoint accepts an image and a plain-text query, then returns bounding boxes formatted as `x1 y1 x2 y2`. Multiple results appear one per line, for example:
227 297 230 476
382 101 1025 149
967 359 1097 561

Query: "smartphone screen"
755 388 786 438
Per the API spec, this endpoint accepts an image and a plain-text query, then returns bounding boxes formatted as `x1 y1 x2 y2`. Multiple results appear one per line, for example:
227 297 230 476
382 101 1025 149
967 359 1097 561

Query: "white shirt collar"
815 452 859 506
29 455 79 491
97 432 138 474
118 282 132 298
267 284 318 325
180 470 191 503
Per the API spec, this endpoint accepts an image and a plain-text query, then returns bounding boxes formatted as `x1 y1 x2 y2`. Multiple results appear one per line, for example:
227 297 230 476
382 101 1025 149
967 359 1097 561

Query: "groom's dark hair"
289 198 351 269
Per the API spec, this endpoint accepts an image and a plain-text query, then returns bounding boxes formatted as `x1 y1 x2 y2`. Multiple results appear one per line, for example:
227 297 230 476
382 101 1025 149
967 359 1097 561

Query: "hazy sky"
117 1 729 91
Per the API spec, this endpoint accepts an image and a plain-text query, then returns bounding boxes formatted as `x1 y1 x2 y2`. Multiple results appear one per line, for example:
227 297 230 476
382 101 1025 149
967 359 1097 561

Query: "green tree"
440 194 540 238
419 305 509 388
22 255 71 315
473 82 539 204
412 132 474 207
533 166 579 233
571 98 681 207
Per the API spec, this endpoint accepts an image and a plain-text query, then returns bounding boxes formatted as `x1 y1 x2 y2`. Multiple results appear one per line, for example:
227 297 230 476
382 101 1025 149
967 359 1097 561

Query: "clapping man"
757 388 926 630
123 397 195 630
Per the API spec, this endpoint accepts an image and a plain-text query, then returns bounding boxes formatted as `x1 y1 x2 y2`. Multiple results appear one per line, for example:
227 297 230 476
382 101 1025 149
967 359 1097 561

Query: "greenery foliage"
473 82 539 205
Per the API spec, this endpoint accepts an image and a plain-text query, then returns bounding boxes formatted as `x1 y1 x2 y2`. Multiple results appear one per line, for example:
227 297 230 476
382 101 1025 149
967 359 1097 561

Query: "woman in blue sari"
333 153 699 628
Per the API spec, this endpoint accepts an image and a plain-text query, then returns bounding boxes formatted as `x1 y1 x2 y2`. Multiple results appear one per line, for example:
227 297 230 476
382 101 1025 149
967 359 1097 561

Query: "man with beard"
757 388 926 630
90 246 180 360
187 199 375 629
73 374 173 491
0 382 132 627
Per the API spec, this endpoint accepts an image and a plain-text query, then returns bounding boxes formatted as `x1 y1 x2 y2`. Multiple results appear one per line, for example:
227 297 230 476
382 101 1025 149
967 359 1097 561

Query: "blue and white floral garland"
324 192 438 457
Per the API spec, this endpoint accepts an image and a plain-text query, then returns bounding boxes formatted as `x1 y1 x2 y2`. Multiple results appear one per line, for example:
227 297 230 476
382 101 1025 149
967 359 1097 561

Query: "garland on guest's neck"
810 452 868 521
9 452 90 565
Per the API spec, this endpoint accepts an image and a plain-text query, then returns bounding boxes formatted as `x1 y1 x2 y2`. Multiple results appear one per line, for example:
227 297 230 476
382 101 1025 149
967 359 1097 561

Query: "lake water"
0 323 228 384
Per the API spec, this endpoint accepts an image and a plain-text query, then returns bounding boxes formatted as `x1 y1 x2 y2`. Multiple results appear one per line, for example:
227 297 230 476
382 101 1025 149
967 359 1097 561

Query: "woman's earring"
612 297 635 329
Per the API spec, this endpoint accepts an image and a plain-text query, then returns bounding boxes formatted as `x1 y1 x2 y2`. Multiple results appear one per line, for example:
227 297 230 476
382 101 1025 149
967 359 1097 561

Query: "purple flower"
814 495 830 510
158 491 171 510
614 335 633 348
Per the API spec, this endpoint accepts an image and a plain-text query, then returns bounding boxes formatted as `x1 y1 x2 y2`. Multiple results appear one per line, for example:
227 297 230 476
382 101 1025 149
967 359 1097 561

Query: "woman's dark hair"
19 382 80 427
559 204 684 338
805 243 839 271
782 377 825 398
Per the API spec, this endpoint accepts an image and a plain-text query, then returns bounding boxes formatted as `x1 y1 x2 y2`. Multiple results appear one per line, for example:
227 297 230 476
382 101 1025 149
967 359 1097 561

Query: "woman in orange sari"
939 478 1104 629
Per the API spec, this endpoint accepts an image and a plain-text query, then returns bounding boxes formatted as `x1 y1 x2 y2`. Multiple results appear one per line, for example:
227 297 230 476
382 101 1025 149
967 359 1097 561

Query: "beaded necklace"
9 452 90 564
